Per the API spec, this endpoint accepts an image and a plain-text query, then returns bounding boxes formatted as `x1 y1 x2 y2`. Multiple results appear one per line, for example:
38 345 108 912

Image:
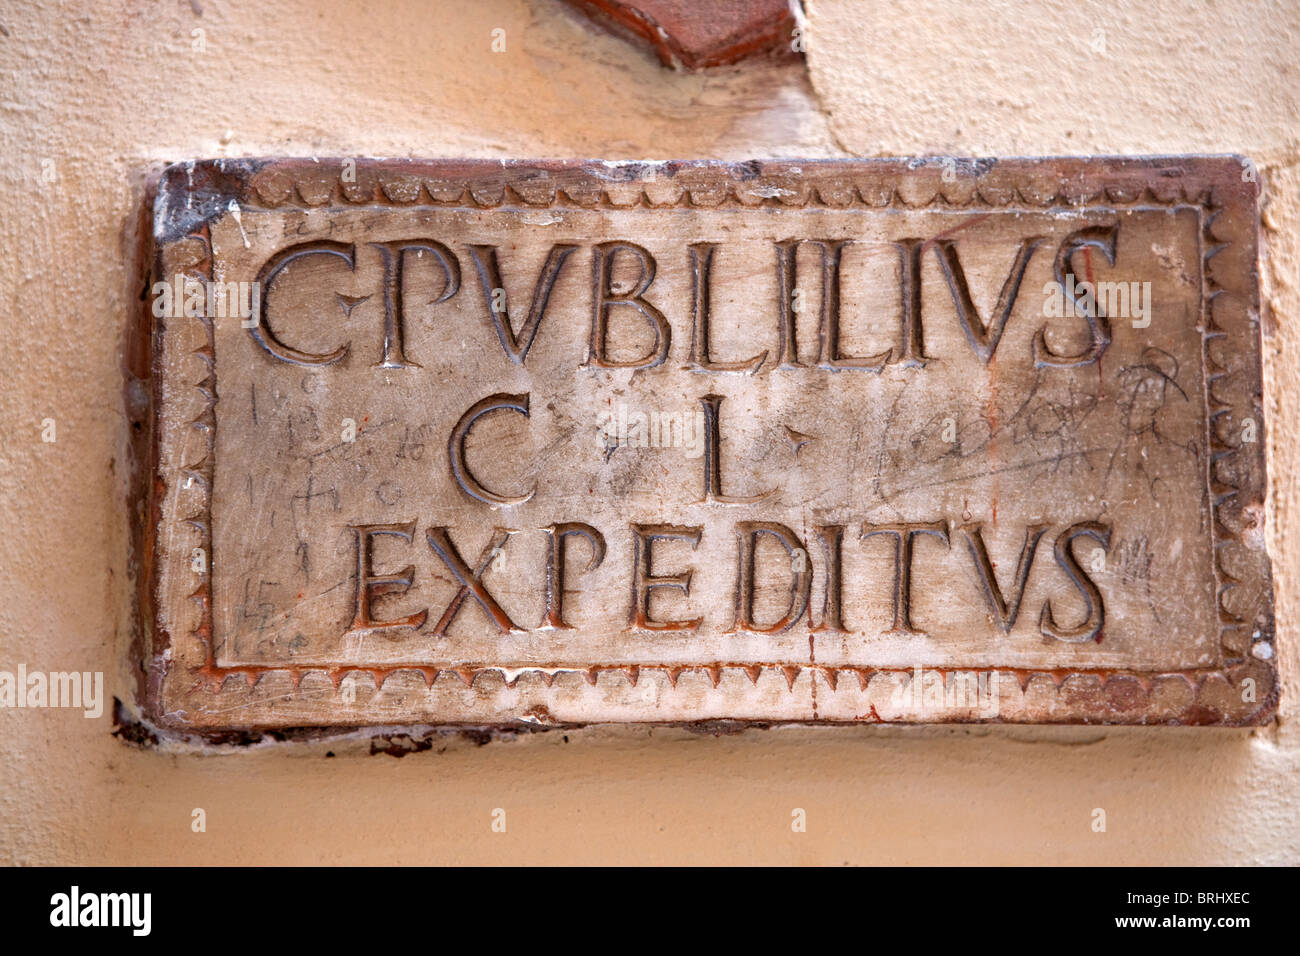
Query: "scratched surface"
143 158 1276 732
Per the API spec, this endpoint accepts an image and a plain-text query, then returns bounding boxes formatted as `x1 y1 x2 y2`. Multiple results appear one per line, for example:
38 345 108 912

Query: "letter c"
448 393 536 506
251 240 355 365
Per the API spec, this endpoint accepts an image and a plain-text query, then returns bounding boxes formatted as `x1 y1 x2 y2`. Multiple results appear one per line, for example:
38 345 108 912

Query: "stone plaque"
139 158 1275 735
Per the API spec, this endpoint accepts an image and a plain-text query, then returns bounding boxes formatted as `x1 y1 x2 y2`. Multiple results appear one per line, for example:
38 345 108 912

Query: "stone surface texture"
146 157 1273 731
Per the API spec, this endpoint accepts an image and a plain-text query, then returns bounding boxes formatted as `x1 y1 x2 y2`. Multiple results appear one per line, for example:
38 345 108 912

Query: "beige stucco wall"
0 0 1296 864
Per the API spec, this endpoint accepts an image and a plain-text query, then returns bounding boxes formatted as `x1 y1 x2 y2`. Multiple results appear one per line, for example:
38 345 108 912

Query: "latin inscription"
227 218 1166 655
144 159 1276 729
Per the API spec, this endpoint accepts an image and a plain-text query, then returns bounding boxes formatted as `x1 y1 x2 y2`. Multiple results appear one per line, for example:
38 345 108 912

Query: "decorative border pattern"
144 158 1277 735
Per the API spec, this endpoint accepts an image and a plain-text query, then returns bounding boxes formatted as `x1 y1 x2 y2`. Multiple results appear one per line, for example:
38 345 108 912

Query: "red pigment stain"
988 350 999 527
920 213 992 252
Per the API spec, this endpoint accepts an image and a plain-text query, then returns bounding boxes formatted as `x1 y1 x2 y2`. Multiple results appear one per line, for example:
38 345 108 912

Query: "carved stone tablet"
140 158 1275 734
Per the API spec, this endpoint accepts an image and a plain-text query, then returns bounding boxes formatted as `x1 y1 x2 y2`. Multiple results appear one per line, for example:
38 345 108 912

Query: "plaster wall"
0 0 1295 864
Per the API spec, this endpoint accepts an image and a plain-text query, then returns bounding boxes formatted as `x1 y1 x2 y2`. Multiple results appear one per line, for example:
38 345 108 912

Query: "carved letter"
730 522 811 634
699 394 773 504
810 524 848 633
1034 224 1118 367
775 239 890 371
687 243 766 372
588 242 670 368
773 239 804 368
960 522 1049 632
425 526 524 635
861 521 950 634
890 238 927 366
815 240 890 371
468 243 578 365
251 240 355 366
369 239 461 369
541 522 606 629
629 524 703 631
346 520 428 635
932 236 1043 364
1039 521 1111 643
448 393 536 506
